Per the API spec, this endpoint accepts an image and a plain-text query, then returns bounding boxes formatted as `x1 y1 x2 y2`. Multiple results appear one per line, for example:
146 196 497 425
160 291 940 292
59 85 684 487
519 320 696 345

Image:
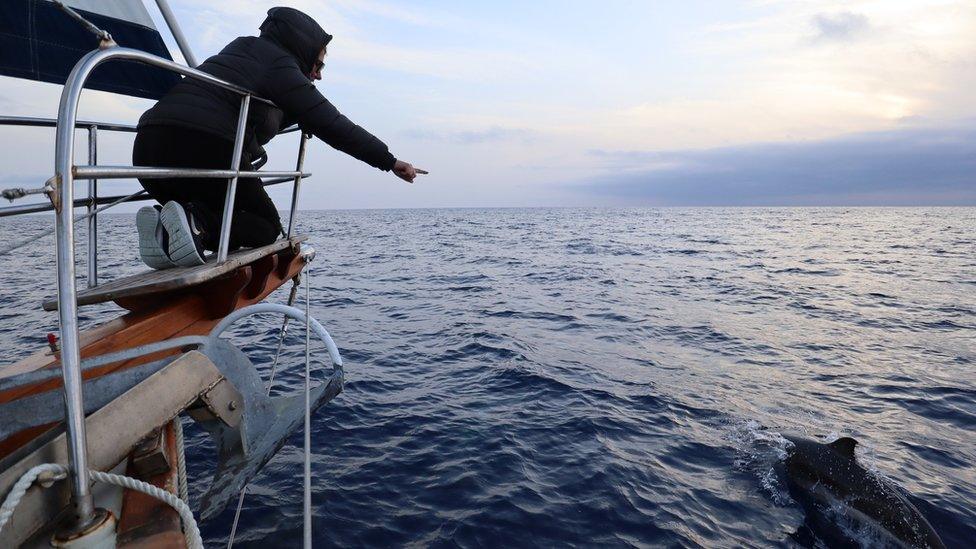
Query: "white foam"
726 419 794 505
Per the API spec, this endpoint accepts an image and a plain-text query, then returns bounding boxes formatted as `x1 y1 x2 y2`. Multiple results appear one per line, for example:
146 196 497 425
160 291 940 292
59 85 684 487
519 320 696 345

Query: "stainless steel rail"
0 116 300 136
54 50 95 525
3 116 130 286
0 194 145 217
0 116 137 132
0 175 306 218
1 115 307 283
87 126 98 288
72 166 309 180
287 133 309 238
218 96 252 262
49 45 311 529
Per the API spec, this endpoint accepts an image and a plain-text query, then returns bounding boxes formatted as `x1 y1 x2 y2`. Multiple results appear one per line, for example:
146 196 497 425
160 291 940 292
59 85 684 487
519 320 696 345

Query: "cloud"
3 1 975 210
325 0 467 29
164 1 534 82
401 127 536 145
810 12 871 43
576 124 976 206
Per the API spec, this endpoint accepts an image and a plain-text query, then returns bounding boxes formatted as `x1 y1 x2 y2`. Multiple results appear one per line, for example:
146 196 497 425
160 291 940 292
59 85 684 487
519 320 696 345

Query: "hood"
259 7 332 75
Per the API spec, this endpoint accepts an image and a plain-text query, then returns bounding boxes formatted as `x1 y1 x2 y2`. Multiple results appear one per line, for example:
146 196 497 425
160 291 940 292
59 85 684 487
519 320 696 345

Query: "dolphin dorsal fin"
829 437 858 456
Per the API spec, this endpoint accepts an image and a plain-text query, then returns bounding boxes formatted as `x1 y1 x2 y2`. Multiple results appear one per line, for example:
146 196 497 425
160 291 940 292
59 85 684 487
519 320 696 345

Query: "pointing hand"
393 160 428 184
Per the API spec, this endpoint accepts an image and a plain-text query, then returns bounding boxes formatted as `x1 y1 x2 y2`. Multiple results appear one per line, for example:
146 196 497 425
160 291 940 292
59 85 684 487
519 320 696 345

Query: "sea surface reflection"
1 207 973 547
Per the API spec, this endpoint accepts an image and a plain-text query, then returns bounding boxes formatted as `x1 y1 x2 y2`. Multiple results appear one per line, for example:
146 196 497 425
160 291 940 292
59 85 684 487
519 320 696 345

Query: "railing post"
86 125 98 288
36 47 286 535
53 51 98 529
217 95 251 263
287 133 309 238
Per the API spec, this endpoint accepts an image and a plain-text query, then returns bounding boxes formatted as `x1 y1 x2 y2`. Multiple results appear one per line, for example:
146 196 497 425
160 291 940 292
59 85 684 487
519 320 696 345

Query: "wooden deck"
4 237 313 547
3 239 309 456
42 236 307 311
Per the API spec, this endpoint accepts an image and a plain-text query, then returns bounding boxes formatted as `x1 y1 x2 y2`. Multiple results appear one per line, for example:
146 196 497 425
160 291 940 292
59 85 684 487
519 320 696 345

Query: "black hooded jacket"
137 7 396 171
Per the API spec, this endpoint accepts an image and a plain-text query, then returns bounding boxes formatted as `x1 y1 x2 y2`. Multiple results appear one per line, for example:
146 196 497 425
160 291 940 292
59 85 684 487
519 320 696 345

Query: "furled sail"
0 0 180 99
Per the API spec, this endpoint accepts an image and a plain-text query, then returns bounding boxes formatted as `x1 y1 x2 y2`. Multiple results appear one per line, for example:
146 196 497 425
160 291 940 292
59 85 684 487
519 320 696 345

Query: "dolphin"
780 435 945 549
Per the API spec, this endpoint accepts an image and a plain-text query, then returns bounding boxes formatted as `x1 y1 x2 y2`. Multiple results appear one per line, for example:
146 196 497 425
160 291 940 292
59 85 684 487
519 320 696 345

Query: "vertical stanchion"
53 51 98 528
217 95 251 263
303 263 312 548
287 133 308 238
86 125 98 288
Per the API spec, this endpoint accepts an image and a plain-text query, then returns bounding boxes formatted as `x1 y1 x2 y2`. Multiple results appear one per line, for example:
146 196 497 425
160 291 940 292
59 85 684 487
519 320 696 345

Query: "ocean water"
0 207 974 547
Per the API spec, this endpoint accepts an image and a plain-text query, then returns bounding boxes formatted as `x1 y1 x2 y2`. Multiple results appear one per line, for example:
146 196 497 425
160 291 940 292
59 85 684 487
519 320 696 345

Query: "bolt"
228 400 237 411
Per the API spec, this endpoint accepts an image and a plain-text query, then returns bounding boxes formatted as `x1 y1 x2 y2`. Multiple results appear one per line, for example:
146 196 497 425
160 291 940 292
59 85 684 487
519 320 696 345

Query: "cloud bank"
401 127 535 145
580 125 976 206
3 1 975 209
810 12 871 43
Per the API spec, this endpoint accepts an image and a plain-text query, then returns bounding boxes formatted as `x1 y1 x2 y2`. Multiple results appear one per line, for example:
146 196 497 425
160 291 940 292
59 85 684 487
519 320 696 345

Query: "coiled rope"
0 464 65 533
0 463 203 549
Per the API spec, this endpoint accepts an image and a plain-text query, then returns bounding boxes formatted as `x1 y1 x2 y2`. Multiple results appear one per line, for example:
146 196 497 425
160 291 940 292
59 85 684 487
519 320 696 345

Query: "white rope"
0 464 66 532
0 464 203 549
173 417 189 503
90 469 202 549
91 469 202 549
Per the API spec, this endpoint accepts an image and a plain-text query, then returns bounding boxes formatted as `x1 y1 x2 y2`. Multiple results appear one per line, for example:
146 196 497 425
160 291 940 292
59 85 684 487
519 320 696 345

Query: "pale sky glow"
1 0 974 208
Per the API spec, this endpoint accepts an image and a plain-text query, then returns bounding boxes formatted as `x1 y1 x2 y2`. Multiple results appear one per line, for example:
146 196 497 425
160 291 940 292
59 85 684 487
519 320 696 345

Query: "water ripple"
0 207 973 547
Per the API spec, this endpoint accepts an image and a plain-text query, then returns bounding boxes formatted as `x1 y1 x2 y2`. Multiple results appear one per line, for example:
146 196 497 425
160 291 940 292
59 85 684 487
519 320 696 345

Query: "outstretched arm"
264 57 426 182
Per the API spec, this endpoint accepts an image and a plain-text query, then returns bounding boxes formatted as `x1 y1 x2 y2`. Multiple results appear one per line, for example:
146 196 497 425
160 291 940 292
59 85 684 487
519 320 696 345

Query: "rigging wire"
227 269 315 548
304 264 313 548
227 275 302 548
0 190 147 257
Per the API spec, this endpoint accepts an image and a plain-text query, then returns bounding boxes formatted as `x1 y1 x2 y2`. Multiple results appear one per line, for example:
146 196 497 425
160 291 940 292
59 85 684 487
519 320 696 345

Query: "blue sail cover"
0 0 180 100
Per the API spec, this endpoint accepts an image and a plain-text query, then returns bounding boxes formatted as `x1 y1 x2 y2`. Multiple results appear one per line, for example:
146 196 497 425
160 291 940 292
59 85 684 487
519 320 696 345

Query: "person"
133 6 425 268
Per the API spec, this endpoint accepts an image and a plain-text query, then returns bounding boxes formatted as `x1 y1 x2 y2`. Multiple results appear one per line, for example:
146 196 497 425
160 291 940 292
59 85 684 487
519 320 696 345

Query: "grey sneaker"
136 206 177 269
160 201 205 267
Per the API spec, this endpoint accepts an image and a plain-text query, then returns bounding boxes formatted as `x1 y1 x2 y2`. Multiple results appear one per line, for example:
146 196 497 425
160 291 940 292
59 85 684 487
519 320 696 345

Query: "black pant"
132 126 282 251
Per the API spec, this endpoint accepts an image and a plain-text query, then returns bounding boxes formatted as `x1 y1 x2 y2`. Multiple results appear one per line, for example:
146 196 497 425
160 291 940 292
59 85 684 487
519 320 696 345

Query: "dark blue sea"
1 207 974 547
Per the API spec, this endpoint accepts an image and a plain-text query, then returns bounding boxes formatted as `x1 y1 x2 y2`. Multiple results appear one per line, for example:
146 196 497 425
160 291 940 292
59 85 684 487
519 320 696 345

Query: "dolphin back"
782 435 946 549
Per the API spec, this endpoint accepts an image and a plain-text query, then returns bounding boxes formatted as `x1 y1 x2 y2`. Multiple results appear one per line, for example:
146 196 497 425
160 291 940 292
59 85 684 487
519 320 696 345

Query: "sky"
1 0 975 209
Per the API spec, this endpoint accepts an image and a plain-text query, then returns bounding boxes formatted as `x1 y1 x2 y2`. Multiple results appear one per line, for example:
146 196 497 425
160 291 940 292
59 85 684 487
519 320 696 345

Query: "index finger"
415 169 429 175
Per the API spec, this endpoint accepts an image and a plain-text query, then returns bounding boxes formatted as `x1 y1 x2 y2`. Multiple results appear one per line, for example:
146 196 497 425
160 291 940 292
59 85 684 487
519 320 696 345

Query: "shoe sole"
160 201 205 267
136 206 177 270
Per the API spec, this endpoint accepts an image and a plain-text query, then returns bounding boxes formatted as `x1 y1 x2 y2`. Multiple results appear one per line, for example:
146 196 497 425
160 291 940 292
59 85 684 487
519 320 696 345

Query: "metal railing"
86 126 98 286
0 118 309 273
0 116 137 132
0 116 136 287
35 45 312 527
